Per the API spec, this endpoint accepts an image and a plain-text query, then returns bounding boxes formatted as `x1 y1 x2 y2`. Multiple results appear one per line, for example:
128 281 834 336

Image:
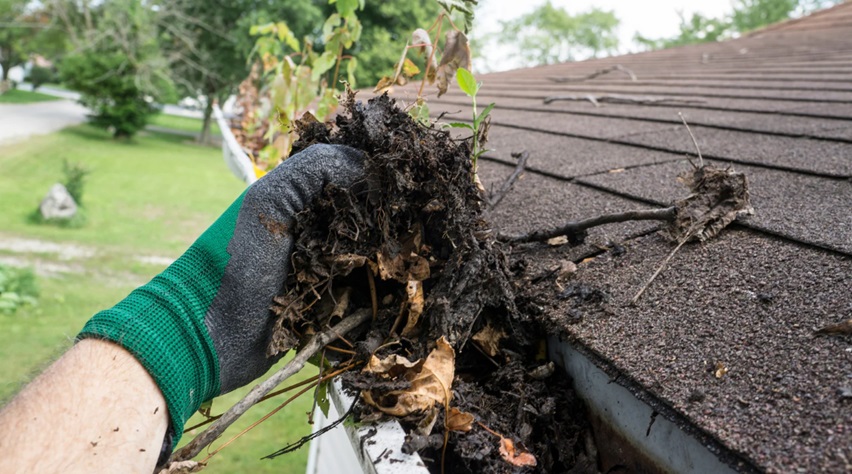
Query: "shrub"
27 66 56 91
62 159 90 206
0 264 38 314
59 52 160 138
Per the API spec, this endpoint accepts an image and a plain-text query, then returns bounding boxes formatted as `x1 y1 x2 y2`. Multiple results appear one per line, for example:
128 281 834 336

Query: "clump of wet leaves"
265 91 589 472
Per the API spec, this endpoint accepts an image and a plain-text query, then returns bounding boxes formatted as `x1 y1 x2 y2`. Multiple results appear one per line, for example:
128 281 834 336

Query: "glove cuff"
77 192 245 444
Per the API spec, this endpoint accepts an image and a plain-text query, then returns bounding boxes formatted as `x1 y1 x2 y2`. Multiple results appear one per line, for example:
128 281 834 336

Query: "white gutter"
214 104 258 185
548 336 750 473
306 379 429 474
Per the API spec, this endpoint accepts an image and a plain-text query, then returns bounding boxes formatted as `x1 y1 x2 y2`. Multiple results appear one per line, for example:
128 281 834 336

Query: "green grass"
149 112 221 136
0 125 242 257
0 125 314 472
0 89 61 104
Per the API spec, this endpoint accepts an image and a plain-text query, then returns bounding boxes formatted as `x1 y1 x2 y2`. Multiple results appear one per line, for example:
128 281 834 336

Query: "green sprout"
447 67 494 172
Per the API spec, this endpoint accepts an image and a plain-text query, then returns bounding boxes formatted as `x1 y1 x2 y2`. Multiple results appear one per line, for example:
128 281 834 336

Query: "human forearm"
0 339 169 473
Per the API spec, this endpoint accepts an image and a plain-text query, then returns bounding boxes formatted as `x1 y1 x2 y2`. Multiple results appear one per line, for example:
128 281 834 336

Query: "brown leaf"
447 407 474 432
375 251 430 283
374 75 395 92
401 280 425 337
362 337 455 417
815 319 852 336
472 323 507 357
436 30 471 97
498 437 537 467
365 353 422 378
665 166 753 243
321 253 367 276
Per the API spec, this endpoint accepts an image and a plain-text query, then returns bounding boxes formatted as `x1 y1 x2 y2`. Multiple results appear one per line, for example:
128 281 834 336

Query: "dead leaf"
665 166 753 243
365 353 422 378
472 323 507 357
402 280 425 337
499 437 537 467
436 30 471 97
374 75 395 92
447 407 474 432
402 58 421 77
322 253 367 276
815 319 852 336
714 362 728 379
411 29 437 83
362 337 455 417
374 251 430 282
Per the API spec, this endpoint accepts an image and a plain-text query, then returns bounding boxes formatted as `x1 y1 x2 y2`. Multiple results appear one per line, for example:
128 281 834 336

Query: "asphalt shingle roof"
378 4 852 472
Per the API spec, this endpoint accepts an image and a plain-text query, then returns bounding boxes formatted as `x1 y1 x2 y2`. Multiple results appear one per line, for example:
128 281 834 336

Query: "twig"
497 207 676 244
630 238 687 305
543 94 705 107
630 113 710 303
548 64 637 83
170 308 371 463
679 112 704 168
487 151 529 210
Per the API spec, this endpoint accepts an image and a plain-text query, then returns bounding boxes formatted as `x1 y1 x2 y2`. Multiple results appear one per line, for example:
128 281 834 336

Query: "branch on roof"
487 150 530 211
548 64 638 83
543 94 706 107
496 206 677 244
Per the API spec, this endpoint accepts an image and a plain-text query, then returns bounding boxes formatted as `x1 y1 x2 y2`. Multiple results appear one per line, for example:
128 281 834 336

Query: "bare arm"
0 339 169 473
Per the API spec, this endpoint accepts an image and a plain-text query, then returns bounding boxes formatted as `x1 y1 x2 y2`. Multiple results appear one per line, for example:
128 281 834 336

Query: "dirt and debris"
258 91 751 473
262 91 591 473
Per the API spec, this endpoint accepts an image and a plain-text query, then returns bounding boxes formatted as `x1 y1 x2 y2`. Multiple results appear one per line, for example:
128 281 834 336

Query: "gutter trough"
548 334 759 474
312 336 758 474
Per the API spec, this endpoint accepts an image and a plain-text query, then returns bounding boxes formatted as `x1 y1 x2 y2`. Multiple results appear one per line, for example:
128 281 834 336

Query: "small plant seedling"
446 67 494 171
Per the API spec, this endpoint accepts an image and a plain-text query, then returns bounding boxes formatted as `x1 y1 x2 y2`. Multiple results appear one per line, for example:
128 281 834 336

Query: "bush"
0 265 38 314
27 66 56 91
59 52 160 138
62 159 90 206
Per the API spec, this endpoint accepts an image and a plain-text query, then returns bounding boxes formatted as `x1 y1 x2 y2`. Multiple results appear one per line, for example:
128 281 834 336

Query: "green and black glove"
77 144 365 449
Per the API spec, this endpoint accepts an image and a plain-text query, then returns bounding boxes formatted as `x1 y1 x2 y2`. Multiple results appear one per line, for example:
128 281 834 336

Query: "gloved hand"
78 144 365 447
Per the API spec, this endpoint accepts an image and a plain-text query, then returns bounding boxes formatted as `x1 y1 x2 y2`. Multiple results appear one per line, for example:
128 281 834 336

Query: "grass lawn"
150 112 221 136
0 125 313 473
0 89 61 104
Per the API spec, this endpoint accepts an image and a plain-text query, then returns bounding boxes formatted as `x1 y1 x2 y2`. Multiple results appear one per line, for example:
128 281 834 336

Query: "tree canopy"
497 2 619 67
635 0 843 50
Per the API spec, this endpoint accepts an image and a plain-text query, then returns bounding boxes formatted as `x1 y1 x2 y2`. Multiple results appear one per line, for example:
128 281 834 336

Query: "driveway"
0 99 89 145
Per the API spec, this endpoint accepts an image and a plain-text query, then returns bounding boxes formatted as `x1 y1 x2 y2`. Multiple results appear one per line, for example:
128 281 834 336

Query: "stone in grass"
39 183 77 220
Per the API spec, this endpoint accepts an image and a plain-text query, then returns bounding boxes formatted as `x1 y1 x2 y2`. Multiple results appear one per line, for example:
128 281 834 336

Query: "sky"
473 0 735 72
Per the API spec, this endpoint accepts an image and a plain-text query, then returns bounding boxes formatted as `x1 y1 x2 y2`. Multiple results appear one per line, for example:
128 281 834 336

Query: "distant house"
313 4 852 472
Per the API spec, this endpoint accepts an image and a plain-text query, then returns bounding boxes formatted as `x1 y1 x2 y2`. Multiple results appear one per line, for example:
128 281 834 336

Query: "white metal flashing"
548 336 739 474
306 379 429 474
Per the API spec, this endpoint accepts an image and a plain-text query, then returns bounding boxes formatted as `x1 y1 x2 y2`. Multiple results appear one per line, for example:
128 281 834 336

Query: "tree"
497 2 619 67
346 0 442 87
731 0 798 32
166 0 326 143
56 0 175 138
634 12 729 50
635 0 844 50
0 0 30 91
